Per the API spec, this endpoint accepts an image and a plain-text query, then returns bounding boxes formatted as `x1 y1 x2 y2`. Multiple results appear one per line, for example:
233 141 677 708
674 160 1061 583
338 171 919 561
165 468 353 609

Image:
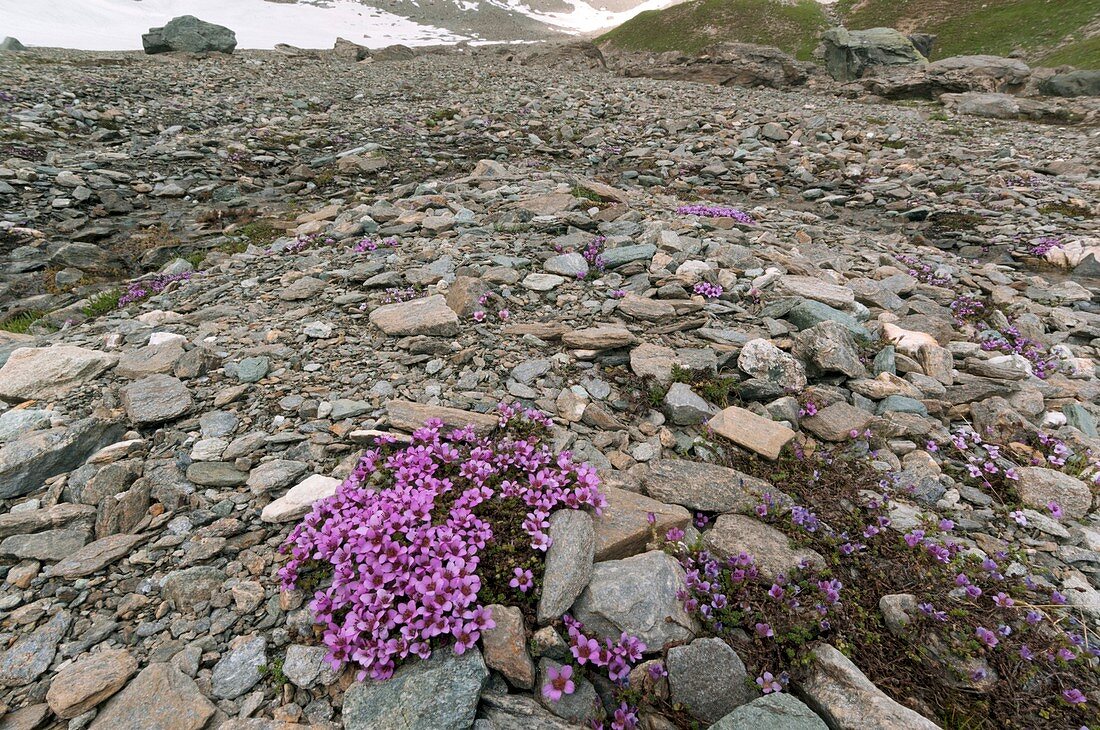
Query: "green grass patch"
835 0 1100 66
236 220 281 247
1039 35 1100 68
598 0 829 60
0 311 46 334
82 289 122 318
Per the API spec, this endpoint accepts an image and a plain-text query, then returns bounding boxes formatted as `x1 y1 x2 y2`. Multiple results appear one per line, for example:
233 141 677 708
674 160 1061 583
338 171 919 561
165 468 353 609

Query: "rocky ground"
0 43 1099 730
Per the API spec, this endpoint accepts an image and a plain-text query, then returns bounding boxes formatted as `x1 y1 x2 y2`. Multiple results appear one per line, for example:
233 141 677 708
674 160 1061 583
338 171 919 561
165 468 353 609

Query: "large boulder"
612 43 812 89
520 41 606 71
821 27 927 82
1039 69 1100 98
142 16 237 55
1 37 26 51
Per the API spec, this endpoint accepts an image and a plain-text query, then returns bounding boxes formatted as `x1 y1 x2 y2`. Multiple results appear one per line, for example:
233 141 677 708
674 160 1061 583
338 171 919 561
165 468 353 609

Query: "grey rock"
0 611 71 687
212 635 266 699
1016 467 1092 519
799 643 939 729
479 690 577 730
822 27 926 82
512 358 552 385
544 252 589 277
668 638 756 723
283 644 337 688
704 514 824 578
711 693 828 729
1039 70 1100 98
236 356 270 383
186 461 247 487
1 37 27 51
535 658 600 724
738 338 807 390
0 345 115 402
89 663 215 730
342 650 488 730
0 528 88 562
0 409 53 442
537 509 595 623
143 15 237 54
642 458 775 513
0 417 125 499
246 459 307 493
120 375 192 425
663 382 718 426
793 321 866 378
162 566 225 610
572 550 698 649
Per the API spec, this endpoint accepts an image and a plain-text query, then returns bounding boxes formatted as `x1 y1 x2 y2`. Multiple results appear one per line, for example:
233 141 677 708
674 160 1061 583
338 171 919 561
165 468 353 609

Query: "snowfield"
0 0 468 50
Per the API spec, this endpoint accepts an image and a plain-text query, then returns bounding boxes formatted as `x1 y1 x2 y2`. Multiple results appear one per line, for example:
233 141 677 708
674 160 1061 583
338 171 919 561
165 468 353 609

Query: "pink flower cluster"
677 204 754 225
117 270 192 307
563 615 646 683
692 281 723 299
279 410 605 681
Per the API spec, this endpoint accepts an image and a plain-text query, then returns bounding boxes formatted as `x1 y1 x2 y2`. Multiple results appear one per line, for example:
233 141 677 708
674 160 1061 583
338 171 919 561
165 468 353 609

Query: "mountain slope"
599 0 1100 68
597 0 828 59
836 0 1100 67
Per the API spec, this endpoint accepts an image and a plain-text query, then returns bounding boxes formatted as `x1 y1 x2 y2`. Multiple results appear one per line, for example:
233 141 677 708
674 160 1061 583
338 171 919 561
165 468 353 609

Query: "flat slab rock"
385 400 499 434
704 513 824 579
0 345 115 402
593 485 690 561
369 294 459 337
120 375 192 425
260 474 341 523
711 692 828 729
799 643 940 729
46 648 137 719
708 406 796 460
88 662 215 730
47 533 146 579
642 458 777 513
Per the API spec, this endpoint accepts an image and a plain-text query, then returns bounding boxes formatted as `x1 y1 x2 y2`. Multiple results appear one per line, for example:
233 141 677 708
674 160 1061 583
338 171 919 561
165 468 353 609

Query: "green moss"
259 657 288 686
571 185 603 202
928 211 984 233
598 0 829 60
1037 201 1094 218
834 0 1100 66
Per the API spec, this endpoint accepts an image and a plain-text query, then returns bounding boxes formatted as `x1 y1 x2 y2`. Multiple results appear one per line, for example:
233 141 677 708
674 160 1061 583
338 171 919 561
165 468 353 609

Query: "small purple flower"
1062 688 1087 705
975 626 999 649
756 671 782 694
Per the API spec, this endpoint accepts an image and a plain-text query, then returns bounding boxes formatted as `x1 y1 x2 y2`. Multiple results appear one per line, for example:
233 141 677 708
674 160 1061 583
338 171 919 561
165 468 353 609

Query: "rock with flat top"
708 407 796 459
88 663 215 730
0 346 115 402
369 295 459 337
47 648 137 718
